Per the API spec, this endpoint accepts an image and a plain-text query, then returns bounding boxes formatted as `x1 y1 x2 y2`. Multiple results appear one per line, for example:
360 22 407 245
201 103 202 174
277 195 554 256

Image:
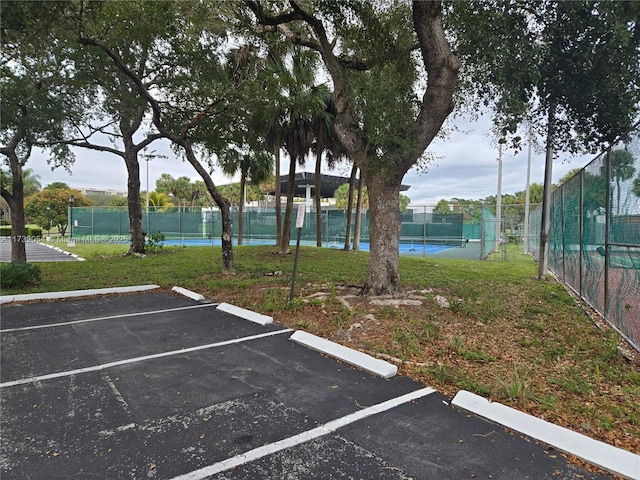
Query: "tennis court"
1 287 636 479
158 237 463 255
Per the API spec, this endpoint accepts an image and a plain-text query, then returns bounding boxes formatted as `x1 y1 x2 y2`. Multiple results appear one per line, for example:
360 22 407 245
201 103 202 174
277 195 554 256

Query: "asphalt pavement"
0 287 638 479
0 237 83 263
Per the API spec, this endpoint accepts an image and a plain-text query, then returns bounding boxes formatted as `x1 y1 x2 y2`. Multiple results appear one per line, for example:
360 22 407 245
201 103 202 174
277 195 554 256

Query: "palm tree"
258 46 329 254
220 148 273 245
191 180 211 207
144 191 173 210
608 149 636 215
21 168 42 197
633 175 640 199
310 91 347 247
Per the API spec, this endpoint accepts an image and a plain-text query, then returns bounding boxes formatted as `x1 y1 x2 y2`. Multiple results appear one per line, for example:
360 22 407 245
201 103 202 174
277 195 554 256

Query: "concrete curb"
171 286 206 302
216 303 273 325
40 242 85 261
289 330 398 379
0 285 160 304
452 390 640 480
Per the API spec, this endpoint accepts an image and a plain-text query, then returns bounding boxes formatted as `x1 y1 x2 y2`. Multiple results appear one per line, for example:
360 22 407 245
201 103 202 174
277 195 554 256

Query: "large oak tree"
247 0 459 294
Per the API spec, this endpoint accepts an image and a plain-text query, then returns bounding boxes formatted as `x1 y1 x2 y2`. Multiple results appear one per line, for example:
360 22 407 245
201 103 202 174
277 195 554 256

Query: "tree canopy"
2 0 638 288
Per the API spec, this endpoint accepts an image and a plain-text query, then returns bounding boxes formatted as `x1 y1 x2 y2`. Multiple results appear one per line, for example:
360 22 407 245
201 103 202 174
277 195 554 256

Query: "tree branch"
412 1 460 164
1 125 27 153
0 185 13 204
180 97 228 138
276 23 323 52
245 0 304 25
78 35 167 136
50 139 124 157
247 0 372 71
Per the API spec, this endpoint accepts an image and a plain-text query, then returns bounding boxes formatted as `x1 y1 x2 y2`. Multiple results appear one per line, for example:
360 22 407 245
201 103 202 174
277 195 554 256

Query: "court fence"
68 201 539 260
69 206 465 247
529 123 640 352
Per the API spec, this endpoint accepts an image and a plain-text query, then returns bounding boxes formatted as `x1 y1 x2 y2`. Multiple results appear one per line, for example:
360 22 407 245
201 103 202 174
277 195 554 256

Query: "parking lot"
1 287 636 479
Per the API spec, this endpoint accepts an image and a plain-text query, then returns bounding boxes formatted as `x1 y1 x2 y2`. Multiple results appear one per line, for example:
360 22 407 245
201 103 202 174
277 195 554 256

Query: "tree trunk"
8 156 27 263
182 141 234 272
280 156 297 255
362 176 401 295
353 174 364 251
123 149 146 255
274 146 282 247
343 163 357 250
314 149 322 247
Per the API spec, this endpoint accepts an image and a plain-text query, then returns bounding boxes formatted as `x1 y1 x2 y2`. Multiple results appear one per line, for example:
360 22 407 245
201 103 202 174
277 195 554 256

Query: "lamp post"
46 205 51 240
69 195 75 241
495 140 504 252
523 128 533 255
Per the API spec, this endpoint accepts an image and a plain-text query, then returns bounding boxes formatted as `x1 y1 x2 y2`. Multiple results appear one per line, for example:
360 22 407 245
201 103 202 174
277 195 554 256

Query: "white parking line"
169 387 436 480
1 303 219 333
0 329 293 388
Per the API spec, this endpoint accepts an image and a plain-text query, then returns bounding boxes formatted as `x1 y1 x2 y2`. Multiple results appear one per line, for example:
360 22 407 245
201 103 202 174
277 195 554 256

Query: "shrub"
146 231 165 253
0 226 11 236
0 262 42 289
27 227 42 238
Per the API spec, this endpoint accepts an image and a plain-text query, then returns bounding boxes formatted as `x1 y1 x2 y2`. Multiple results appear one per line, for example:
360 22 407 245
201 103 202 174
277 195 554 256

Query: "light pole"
46 205 51 240
523 128 533 254
69 195 75 241
495 140 504 252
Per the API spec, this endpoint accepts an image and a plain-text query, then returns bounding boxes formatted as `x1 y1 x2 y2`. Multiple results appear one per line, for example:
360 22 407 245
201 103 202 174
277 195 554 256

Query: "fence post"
480 205 485 260
560 187 566 282
579 170 585 297
422 205 426 256
603 149 611 321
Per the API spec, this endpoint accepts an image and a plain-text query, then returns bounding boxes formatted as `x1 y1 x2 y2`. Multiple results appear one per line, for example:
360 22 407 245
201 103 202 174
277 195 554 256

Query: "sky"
25 113 595 206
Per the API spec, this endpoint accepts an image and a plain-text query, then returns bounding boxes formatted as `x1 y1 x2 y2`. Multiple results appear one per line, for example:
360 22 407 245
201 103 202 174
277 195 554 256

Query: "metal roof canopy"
276 172 410 199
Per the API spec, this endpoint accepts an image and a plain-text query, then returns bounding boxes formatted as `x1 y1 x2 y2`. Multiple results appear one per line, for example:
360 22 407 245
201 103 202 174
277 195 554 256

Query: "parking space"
0 238 82 263
0 289 633 479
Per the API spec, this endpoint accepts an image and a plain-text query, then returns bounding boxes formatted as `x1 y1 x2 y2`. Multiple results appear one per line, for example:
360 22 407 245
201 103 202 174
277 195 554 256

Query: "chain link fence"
70 201 541 261
529 123 640 351
68 204 504 259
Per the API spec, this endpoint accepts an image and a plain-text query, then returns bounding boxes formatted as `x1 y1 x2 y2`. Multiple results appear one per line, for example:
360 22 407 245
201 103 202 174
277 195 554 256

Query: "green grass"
2 242 639 455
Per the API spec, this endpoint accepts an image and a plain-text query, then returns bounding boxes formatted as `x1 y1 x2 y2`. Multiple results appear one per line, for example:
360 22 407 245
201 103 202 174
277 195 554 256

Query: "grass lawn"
3 241 639 464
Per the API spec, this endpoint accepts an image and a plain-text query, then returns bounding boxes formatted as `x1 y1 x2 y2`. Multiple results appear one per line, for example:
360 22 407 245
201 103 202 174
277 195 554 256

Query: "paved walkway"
2 287 636 479
0 238 83 262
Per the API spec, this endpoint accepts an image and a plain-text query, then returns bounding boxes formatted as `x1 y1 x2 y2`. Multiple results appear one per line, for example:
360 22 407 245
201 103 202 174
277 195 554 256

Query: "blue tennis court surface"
160 238 457 254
